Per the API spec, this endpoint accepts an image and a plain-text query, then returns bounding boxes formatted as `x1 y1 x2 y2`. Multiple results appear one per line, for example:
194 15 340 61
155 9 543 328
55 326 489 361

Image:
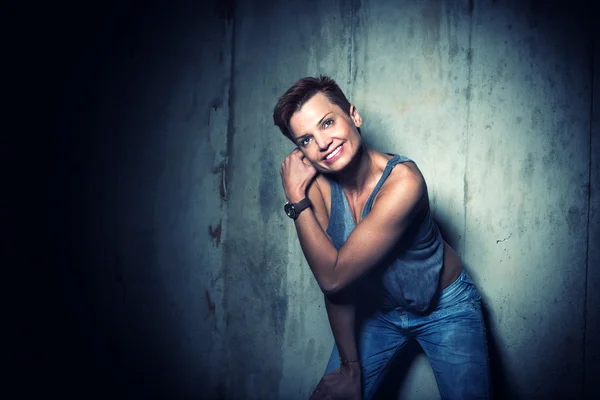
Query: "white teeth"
326 145 342 160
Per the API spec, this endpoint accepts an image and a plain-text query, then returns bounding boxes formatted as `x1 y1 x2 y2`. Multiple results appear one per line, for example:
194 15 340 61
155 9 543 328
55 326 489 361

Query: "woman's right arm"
306 178 361 399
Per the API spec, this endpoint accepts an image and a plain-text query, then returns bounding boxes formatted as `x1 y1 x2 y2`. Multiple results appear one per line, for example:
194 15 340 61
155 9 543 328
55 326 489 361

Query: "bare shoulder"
374 160 426 210
391 161 424 185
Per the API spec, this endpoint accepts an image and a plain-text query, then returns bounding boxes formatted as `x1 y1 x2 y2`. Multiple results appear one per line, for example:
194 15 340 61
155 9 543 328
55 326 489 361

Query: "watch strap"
293 197 311 214
284 197 312 220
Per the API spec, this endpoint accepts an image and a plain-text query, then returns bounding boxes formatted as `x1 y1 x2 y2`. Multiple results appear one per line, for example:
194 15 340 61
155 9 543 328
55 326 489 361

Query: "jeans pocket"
461 272 482 302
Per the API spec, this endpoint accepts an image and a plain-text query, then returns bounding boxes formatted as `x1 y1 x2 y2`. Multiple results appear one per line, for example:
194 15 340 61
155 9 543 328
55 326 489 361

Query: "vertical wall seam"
462 2 474 257
346 0 359 100
222 0 237 396
348 3 354 92
582 23 595 399
226 11 237 180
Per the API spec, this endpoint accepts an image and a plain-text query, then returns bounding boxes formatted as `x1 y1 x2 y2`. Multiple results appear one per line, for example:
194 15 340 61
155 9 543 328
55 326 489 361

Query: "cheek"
346 127 362 144
302 156 314 166
300 150 318 165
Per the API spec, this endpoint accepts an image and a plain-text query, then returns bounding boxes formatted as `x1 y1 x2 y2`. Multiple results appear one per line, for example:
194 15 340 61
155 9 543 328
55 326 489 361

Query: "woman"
274 76 490 399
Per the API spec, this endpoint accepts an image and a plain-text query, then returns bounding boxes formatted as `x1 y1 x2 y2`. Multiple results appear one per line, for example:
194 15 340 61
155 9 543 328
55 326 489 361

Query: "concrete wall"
8 0 599 399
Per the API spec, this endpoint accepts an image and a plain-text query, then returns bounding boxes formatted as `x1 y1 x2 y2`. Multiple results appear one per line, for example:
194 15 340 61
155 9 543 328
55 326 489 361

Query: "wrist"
340 360 361 377
284 197 311 220
286 192 306 204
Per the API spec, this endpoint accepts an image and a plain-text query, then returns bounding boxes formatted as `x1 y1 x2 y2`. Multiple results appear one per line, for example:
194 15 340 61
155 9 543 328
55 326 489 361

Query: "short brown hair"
273 76 353 142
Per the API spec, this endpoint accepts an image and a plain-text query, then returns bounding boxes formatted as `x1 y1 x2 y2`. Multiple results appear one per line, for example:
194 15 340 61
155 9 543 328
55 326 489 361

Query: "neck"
335 144 377 195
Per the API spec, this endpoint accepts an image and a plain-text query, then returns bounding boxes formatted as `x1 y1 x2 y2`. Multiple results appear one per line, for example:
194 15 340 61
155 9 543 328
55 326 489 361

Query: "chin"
319 156 350 174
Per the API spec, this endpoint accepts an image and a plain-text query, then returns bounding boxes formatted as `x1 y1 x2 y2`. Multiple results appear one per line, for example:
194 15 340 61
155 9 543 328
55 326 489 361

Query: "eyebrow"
316 112 333 128
295 112 334 143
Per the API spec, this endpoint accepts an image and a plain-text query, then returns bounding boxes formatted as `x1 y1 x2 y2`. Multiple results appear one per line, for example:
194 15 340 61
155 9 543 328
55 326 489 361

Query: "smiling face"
289 92 363 173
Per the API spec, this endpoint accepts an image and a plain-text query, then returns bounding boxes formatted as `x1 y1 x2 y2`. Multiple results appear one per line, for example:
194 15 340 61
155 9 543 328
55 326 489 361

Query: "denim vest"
325 154 444 312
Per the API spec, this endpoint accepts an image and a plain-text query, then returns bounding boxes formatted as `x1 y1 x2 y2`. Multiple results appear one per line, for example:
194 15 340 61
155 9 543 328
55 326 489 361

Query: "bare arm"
304 178 359 365
282 151 425 295
305 178 361 399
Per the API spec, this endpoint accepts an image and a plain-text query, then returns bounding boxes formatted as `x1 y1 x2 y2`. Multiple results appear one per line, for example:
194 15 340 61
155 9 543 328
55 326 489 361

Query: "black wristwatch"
284 197 311 220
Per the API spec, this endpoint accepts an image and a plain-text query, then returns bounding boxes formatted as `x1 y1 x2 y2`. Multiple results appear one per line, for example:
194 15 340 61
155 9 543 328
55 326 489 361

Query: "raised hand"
280 148 318 203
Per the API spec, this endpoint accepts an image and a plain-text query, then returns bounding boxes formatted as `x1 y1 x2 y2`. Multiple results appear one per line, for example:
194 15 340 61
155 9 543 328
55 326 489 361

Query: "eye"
323 118 334 128
300 137 312 147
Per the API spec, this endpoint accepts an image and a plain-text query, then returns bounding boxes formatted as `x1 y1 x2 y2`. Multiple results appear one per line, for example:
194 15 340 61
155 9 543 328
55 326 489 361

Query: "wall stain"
209 220 222 246
206 290 216 314
496 234 512 244
463 175 469 205
304 338 316 366
207 96 225 126
444 2 462 63
520 152 535 184
211 96 224 111
421 2 443 79
502 156 513 190
496 58 505 80
531 107 543 130
219 166 228 200
566 205 581 234
258 149 279 222
464 48 474 101
212 161 228 200
422 4 441 57
339 0 362 90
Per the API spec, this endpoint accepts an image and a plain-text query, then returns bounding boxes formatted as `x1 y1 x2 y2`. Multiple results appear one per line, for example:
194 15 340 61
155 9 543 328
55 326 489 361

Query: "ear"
349 105 362 128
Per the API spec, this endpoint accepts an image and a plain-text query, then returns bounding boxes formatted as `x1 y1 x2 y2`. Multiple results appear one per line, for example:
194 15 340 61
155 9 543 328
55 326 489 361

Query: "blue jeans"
325 270 491 399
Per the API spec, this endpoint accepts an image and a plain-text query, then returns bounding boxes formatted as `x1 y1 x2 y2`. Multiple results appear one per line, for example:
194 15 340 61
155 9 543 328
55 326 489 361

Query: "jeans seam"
429 298 476 318
471 299 492 398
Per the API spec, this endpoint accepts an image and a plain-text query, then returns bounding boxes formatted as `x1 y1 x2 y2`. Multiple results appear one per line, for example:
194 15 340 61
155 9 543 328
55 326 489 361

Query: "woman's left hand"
309 368 362 400
280 148 317 203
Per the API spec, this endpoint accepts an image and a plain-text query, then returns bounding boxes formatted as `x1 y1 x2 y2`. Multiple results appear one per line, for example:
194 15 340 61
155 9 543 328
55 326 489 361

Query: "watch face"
284 202 296 219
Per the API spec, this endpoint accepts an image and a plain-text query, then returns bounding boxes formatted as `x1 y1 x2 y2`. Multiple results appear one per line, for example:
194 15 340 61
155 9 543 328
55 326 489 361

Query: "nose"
314 132 332 151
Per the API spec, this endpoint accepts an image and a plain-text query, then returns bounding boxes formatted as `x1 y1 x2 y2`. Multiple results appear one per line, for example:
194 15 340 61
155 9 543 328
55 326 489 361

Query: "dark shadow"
371 343 422 400
349 295 425 399
435 217 513 400
480 301 513 400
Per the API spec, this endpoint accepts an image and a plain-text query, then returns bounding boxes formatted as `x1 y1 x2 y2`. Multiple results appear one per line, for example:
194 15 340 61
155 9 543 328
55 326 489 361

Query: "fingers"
310 377 333 400
293 148 305 160
309 380 323 399
283 148 313 167
309 387 325 400
283 148 301 163
291 149 313 167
